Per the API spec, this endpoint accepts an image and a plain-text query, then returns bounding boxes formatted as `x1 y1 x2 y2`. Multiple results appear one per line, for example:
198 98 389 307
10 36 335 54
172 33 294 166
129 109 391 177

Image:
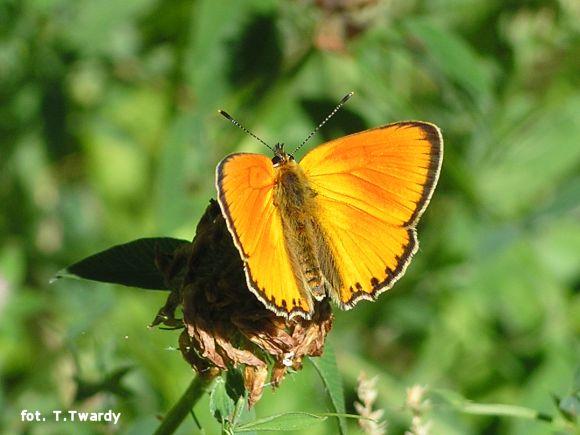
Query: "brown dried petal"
315 17 346 52
244 365 269 408
186 322 227 369
236 319 295 357
179 330 215 376
214 334 266 368
271 363 287 388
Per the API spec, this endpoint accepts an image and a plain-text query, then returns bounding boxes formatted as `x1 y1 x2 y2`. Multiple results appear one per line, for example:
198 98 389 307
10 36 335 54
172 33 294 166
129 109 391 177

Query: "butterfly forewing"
300 122 443 308
216 153 314 319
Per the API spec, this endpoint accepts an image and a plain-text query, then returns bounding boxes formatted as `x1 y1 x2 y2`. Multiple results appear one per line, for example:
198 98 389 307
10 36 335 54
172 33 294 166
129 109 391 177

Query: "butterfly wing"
300 121 443 308
216 153 314 319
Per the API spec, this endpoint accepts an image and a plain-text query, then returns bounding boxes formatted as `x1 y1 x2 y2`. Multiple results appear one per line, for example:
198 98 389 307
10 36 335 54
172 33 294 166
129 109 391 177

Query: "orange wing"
300 121 443 308
216 153 313 319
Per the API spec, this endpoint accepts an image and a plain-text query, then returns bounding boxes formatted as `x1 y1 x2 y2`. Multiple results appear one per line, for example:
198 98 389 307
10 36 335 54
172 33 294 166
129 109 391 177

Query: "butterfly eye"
272 155 282 166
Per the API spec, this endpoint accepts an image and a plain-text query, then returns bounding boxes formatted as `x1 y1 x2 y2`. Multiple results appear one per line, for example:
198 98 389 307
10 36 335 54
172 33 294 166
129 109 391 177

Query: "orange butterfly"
216 93 443 320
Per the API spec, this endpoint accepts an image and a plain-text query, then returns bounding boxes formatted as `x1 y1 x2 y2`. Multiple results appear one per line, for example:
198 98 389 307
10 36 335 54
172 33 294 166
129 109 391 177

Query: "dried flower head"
313 0 380 52
153 200 333 406
354 372 387 435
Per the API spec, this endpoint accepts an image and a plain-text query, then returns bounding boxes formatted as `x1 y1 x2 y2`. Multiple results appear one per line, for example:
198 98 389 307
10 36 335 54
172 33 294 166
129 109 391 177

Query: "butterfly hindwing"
216 153 314 318
300 122 443 308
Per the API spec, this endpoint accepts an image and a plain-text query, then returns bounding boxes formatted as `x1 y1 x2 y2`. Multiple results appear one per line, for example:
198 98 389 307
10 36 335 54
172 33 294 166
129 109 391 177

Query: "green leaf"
429 388 470 408
555 369 580 423
404 19 492 106
430 389 551 421
557 395 579 423
226 368 248 427
234 412 328 432
54 237 190 290
154 113 208 232
209 376 236 424
226 368 246 403
310 343 348 434
572 367 580 394
531 176 580 222
477 96 580 217
74 366 133 402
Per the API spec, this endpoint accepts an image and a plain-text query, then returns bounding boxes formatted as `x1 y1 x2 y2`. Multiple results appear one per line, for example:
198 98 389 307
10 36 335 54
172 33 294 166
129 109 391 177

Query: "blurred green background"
1 0 579 434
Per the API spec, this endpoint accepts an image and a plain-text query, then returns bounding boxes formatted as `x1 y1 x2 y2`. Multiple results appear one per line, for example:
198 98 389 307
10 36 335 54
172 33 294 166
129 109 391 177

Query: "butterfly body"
216 121 443 319
271 146 341 302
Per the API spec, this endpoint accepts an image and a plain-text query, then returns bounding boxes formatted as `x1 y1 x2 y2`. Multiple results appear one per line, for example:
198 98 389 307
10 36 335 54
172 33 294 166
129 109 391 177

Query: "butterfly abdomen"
274 162 326 300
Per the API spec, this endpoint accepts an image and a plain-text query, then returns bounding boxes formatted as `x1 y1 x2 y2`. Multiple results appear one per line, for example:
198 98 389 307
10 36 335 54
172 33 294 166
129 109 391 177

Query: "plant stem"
459 403 545 420
455 402 574 430
154 375 216 435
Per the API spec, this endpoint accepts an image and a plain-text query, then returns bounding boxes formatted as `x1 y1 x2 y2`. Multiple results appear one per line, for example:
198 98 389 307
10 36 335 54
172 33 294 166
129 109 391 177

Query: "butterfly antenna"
218 110 274 152
291 91 354 156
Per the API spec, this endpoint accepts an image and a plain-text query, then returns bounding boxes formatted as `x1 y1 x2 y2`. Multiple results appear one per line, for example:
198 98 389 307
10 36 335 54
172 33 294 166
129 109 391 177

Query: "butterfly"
216 93 443 320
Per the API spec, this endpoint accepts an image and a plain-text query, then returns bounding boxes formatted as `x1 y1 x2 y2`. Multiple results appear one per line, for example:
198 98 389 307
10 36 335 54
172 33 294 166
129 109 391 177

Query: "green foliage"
1 0 579 434
74 366 134 402
553 367 580 424
234 412 328 432
310 344 348 435
55 237 189 290
210 376 237 425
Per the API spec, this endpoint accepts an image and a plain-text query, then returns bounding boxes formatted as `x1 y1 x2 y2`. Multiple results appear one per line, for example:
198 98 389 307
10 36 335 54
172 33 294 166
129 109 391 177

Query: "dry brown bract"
313 0 380 52
153 200 333 407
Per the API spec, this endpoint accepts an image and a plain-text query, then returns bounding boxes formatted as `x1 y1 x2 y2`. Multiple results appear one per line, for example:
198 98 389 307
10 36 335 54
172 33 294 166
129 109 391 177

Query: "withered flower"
313 0 380 52
153 200 333 407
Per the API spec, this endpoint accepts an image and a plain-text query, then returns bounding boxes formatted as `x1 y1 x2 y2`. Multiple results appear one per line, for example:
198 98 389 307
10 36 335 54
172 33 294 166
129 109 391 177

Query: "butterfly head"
272 143 295 168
